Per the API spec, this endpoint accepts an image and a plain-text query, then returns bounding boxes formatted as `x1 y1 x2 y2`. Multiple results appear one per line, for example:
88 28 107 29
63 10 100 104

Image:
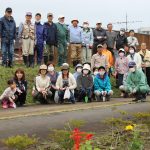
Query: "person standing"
81 21 93 63
56 15 69 66
0 8 16 67
116 28 128 58
34 13 44 65
91 44 108 71
68 19 82 67
43 13 57 64
106 23 117 55
93 22 107 55
127 30 139 47
18 12 36 68
139 43 150 87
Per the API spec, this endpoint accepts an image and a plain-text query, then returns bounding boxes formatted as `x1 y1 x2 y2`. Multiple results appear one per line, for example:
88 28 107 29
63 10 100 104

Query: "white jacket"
56 73 77 90
127 53 142 70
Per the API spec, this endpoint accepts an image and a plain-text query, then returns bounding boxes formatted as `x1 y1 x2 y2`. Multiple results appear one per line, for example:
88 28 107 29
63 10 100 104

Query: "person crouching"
32 64 52 104
0 80 18 109
77 63 93 102
56 63 77 104
94 66 113 102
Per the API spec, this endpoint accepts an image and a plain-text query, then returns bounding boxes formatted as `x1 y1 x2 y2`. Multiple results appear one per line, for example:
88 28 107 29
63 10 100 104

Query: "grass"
0 64 121 104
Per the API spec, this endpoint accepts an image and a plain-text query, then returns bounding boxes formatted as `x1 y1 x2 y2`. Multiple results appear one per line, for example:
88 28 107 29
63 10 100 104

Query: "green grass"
0 64 120 104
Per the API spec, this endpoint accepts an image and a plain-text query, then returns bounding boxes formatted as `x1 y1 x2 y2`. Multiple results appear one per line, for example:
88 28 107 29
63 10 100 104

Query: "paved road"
0 97 150 140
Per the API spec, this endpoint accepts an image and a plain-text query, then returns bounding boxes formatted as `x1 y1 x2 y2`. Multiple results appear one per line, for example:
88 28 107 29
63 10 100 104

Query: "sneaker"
106 95 110 101
9 102 16 108
102 96 106 102
2 101 8 109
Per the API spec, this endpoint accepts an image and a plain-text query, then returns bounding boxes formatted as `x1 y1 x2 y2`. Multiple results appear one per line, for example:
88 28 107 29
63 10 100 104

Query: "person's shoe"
102 96 106 102
8 61 13 68
2 101 8 109
106 95 110 101
9 102 16 108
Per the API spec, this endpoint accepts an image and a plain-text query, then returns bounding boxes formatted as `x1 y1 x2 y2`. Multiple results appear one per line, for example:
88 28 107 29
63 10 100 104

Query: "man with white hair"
56 15 69 66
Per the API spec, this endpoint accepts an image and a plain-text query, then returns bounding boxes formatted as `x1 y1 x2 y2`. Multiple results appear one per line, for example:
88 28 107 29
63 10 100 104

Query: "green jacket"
126 69 150 92
56 23 69 43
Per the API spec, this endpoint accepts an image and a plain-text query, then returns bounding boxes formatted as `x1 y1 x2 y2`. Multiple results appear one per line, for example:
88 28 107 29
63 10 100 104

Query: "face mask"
77 68 82 73
94 71 98 76
48 66 54 72
83 24 88 28
119 52 125 57
129 49 135 54
129 67 136 73
35 20 40 23
83 70 89 75
99 71 105 76
120 31 124 35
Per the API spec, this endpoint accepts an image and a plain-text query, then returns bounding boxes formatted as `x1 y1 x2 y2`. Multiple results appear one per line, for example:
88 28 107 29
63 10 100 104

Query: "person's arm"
91 55 95 70
68 74 77 90
14 20 16 40
94 77 102 92
136 53 142 69
105 76 111 92
55 24 58 46
89 75 94 89
76 75 82 90
18 22 23 39
35 77 41 92
56 76 61 90
0 88 9 100
90 29 94 46
0 18 2 41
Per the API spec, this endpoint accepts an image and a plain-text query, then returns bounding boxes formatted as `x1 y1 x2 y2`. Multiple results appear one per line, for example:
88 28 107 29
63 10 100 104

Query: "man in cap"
56 15 69 66
125 61 150 102
34 13 44 65
81 21 93 63
68 19 82 66
0 7 16 67
43 13 57 64
18 12 36 67
91 44 108 71
92 22 107 55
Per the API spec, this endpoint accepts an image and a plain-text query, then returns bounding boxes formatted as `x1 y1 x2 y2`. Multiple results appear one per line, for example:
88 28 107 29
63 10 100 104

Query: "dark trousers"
78 88 92 102
116 74 124 88
15 92 26 106
35 44 43 64
146 67 150 87
58 90 75 103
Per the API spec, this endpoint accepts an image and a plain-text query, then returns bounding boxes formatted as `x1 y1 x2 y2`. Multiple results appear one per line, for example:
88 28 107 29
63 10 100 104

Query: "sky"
0 0 149 31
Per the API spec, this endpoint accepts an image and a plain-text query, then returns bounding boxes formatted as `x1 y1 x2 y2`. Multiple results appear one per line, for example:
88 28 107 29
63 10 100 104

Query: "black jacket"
116 34 128 50
43 22 58 46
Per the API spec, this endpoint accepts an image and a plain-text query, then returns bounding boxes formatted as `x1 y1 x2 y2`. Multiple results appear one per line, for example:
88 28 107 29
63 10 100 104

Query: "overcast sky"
0 0 149 31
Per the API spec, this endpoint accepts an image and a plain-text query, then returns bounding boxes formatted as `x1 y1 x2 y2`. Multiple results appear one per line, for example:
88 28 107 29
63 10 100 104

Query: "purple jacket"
35 22 44 45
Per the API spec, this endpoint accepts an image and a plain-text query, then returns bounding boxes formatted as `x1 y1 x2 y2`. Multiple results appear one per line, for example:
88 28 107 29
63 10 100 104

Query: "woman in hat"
76 63 93 102
56 63 76 104
114 48 129 90
94 66 113 102
32 64 52 104
127 46 142 70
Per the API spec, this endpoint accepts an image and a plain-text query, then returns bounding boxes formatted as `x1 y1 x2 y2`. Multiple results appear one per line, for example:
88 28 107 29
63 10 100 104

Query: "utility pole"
112 13 142 31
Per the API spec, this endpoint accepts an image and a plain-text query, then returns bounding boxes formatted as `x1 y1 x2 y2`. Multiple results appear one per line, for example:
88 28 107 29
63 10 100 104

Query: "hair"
129 30 134 33
62 70 69 79
47 61 55 67
35 13 41 17
7 79 15 85
14 68 25 81
107 23 112 27
39 69 48 75
93 67 99 72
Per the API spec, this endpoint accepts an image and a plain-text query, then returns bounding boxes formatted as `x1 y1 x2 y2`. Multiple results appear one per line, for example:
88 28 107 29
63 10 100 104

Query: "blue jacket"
43 22 57 46
0 16 16 43
35 22 44 45
94 73 111 92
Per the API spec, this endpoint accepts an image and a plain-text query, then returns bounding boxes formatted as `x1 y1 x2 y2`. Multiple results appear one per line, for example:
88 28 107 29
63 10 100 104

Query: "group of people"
0 7 150 109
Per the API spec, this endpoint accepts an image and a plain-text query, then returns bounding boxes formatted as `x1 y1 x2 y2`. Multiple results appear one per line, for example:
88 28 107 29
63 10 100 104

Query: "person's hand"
97 36 102 39
132 88 137 94
42 90 47 95
89 44 93 49
142 63 146 68
59 87 66 91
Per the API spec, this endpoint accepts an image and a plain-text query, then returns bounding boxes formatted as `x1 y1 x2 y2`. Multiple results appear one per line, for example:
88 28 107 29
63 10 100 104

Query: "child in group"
77 63 93 102
92 67 99 81
13 68 27 106
0 80 19 109
94 66 113 102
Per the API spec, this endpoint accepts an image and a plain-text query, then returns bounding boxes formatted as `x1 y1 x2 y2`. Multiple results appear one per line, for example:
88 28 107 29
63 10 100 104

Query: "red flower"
86 134 93 140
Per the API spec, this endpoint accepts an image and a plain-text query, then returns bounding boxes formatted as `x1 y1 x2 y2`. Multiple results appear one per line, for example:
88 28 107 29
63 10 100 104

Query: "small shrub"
3 134 38 150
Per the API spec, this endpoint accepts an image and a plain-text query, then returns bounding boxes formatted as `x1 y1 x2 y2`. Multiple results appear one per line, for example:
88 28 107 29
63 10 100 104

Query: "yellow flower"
125 125 134 131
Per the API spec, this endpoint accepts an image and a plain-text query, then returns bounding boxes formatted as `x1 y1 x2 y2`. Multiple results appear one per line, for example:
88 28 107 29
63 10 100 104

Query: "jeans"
82 46 92 63
1 42 14 64
58 90 75 103
34 44 43 64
